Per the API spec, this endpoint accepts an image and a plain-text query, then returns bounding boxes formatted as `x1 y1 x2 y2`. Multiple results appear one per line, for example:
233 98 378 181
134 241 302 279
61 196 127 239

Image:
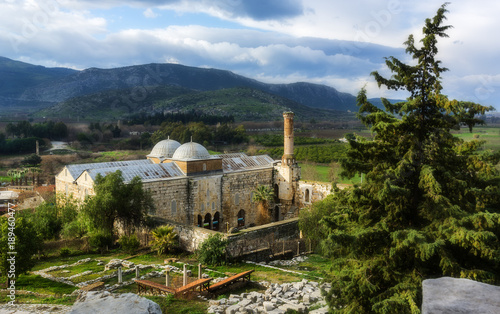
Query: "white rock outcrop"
422 277 500 314
69 291 161 314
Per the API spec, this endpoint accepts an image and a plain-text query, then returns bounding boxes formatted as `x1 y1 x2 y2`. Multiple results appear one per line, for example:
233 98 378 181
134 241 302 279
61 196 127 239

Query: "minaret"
274 112 300 220
282 112 295 165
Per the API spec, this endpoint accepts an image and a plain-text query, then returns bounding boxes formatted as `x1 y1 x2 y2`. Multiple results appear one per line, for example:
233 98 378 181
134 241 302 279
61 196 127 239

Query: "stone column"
166 270 170 287
135 266 139 278
183 264 187 286
297 241 300 256
198 263 202 280
118 267 123 284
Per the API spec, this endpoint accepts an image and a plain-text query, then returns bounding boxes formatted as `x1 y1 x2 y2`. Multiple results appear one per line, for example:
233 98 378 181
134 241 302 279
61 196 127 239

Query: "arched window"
212 201 215 211
204 213 212 230
237 209 245 227
171 200 177 214
201 203 205 212
213 212 220 231
207 188 210 198
305 189 310 203
235 193 240 205
203 163 207 171
274 205 280 222
197 215 202 227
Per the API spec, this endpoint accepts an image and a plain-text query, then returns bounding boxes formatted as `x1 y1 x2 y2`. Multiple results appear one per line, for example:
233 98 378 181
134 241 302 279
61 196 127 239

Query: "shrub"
150 225 178 256
88 231 114 252
59 247 71 257
119 234 140 254
197 233 228 266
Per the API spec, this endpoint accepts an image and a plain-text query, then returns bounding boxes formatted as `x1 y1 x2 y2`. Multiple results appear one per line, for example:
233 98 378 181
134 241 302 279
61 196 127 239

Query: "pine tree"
310 4 500 313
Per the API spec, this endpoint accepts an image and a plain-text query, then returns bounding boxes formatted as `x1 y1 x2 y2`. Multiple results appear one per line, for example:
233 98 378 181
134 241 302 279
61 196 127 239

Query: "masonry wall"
298 181 332 207
143 177 190 224
221 168 274 229
168 217 300 261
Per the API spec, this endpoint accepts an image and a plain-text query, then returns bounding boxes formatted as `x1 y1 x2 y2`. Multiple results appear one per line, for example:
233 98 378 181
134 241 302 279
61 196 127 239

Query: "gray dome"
147 138 181 159
172 142 211 160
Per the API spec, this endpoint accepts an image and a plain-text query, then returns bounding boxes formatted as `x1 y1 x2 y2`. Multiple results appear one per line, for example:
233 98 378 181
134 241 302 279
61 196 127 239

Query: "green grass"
146 295 208 314
453 127 500 151
1 274 78 295
0 175 10 182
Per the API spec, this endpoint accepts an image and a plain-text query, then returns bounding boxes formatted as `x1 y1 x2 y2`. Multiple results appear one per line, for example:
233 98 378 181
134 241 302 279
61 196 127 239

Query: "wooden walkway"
208 270 254 292
135 278 211 297
136 279 177 296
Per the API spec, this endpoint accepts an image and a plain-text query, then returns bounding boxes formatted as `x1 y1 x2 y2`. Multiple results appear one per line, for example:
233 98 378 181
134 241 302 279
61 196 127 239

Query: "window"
235 193 240 205
212 202 215 211
201 203 205 212
171 200 177 214
305 189 310 203
203 163 207 171
65 184 68 196
207 188 210 198
213 212 220 231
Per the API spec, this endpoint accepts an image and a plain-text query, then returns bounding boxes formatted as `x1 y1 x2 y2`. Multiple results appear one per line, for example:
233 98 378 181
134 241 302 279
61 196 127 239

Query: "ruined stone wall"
167 217 300 260
221 168 274 229
298 181 332 207
225 218 300 258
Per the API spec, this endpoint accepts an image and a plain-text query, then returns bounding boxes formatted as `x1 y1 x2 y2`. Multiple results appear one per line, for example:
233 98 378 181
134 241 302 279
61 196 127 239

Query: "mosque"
55 113 307 230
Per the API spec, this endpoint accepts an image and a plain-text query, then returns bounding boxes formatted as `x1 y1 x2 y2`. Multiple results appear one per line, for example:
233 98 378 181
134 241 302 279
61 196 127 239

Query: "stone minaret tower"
274 112 301 219
282 112 295 165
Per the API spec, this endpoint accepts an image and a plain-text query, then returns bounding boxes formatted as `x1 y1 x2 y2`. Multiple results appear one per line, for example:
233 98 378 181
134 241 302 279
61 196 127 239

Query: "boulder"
70 291 161 314
422 277 500 314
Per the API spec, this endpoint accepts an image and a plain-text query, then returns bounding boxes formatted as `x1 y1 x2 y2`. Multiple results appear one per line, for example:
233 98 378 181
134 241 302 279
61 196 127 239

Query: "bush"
88 231 114 252
197 233 228 266
59 247 71 257
150 225 178 256
119 234 140 254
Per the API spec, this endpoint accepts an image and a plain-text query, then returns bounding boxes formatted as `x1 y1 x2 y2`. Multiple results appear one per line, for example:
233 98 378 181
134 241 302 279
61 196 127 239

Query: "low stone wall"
226 218 300 260
168 218 301 262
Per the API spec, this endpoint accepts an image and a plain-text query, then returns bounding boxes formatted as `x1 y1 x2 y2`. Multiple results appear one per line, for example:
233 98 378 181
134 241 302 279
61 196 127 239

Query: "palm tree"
252 185 273 225
150 225 178 256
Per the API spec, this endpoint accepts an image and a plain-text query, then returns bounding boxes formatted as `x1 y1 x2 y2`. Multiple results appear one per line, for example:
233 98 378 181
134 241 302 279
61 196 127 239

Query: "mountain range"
0 56 394 121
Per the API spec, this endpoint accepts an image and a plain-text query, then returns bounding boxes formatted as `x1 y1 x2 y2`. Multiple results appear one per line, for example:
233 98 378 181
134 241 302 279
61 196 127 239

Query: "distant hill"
0 56 399 118
35 86 352 121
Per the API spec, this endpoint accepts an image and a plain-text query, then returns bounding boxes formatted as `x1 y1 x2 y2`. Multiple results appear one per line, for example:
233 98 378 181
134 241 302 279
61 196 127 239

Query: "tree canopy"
81 170 154 236
301 4 500 313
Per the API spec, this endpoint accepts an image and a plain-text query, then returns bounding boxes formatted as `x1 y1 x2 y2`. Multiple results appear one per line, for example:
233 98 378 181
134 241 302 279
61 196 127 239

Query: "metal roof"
83 162 185 183
220 154 274 173
66 159 153 179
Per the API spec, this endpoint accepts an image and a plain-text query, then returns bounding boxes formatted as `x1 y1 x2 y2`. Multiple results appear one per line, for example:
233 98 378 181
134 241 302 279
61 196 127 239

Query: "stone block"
263 301 275 312
225 304 240 314
422 277 500 314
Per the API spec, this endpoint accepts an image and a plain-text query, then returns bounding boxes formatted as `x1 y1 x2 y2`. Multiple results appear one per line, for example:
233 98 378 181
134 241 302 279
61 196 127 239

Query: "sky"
1 0 499 109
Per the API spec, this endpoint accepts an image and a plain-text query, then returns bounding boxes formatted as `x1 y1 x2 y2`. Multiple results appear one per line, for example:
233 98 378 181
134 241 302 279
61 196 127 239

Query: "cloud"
143 8 159 18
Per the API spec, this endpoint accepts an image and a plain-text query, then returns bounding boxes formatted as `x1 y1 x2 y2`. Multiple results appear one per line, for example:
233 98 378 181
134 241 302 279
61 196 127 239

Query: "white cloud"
143 8 159 18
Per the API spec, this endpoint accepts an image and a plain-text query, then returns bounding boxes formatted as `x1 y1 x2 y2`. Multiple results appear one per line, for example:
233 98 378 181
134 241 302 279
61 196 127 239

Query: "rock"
422 277 500 314
70 291 161 314
278 303 306 313
263 301 275 312
225 304 240 314
121 260 135 268
309 306 329 314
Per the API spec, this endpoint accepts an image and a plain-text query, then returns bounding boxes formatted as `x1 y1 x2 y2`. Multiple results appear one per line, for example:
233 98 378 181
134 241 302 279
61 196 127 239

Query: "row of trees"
258 143 346 163
300 4 500 313
0 134 45 155
151 121 248 146
125 111 235 126
5 120 68 140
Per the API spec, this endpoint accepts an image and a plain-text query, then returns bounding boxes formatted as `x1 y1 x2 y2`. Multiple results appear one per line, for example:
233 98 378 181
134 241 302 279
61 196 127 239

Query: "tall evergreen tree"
306 4 500 313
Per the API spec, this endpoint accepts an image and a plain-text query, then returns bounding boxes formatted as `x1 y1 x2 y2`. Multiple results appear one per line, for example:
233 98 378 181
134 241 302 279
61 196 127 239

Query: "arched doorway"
197 215 202 227
204 213 212 230
237 209 245 227
305 189 310 203
274 205 280 222
213 212 220 231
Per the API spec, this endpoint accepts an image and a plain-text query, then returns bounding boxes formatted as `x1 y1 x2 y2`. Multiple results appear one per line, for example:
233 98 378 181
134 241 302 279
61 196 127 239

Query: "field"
0 249 331 313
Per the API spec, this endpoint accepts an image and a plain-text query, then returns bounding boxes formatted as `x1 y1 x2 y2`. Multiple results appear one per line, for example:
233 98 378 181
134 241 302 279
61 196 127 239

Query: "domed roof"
147 138 181 160
172 141 211 160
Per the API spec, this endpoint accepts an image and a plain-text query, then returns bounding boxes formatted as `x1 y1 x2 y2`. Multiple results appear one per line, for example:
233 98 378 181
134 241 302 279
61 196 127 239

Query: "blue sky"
1 0 499 109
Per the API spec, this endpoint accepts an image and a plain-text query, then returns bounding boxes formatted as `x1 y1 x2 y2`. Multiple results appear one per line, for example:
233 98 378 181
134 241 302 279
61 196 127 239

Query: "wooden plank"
208 270 254 292
135 279 176 294
174 278 212 296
